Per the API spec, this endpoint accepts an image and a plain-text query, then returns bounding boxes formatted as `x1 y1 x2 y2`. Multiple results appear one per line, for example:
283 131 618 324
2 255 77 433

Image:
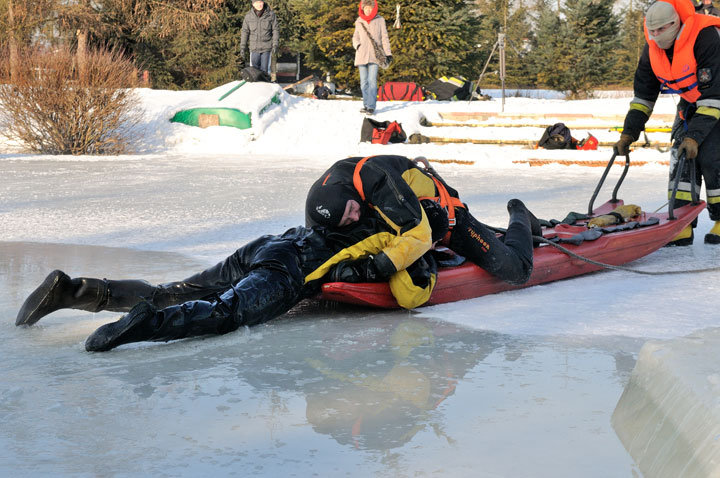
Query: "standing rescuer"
614 0 720 246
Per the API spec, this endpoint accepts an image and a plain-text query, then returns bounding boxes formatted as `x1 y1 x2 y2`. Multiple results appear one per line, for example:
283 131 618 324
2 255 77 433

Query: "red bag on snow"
360 118 407 144
377 82 425 101
576 133 598 150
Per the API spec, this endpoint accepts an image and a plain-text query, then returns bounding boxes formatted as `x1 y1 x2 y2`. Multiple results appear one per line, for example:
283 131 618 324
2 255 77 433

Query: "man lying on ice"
15 200 449 352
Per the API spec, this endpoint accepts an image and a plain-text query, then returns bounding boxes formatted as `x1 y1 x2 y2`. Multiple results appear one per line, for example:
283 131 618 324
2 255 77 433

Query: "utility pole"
498 32 506 112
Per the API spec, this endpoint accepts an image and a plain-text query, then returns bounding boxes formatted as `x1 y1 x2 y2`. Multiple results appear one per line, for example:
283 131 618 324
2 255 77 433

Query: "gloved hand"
587 204 642 228
678 137 699 159
386 55 392 65
613 133 634 155
329 257 383 283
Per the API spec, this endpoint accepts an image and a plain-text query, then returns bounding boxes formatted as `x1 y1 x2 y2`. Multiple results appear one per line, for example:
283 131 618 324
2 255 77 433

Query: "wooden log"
425 136 673 148
438 112 677 122
421 120 671 132
514 158 670 167
283 74 314 91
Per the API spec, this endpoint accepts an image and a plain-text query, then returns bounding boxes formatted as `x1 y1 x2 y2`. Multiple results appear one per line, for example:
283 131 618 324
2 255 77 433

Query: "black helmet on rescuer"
305 182 361 227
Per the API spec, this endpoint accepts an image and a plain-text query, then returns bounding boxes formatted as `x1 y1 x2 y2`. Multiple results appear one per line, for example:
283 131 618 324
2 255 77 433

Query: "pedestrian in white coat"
352 0 392 115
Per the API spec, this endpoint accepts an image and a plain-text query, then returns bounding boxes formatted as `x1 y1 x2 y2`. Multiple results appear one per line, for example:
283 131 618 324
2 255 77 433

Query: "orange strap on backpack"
354 156 464 244
353 156 373 206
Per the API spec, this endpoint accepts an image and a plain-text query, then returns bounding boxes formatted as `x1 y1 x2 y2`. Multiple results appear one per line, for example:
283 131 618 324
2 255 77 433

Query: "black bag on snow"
313 85 331 99
240 66 271 83
425 76 473 101
537 123 577 150
360 118 407 144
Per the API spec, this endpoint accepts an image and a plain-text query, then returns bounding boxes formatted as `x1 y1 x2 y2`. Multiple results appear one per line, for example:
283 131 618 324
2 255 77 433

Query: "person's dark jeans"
250 51 272 75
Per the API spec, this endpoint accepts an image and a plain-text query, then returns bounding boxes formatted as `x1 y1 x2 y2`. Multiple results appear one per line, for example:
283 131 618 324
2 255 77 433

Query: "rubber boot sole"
16 270 69 326
705 233 720 244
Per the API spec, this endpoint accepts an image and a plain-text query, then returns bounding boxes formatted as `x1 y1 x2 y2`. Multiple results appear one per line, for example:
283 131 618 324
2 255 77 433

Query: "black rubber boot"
85 300 231 352
15 271 157 326
526 207 543 247
16 270 109 326
504 199 535 284
85 301 159 352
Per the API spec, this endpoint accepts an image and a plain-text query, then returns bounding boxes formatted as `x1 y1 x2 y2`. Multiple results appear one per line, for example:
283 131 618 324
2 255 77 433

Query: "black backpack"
240 66 271 83
537 123 577 150
313 85 331 99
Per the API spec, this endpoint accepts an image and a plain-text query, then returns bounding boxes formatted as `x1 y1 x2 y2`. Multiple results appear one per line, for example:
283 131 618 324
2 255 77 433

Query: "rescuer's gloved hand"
613 133 634 155
329 257 383 283
678 137 699 160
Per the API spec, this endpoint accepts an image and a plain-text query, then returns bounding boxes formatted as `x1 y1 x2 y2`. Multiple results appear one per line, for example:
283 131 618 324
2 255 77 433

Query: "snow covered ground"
1 85 717 476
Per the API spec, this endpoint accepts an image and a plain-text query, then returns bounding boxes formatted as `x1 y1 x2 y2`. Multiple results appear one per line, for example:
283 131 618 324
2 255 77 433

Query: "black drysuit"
75 221 438 349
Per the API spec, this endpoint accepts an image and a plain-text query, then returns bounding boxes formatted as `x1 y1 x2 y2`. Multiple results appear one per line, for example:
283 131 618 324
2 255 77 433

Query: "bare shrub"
0 46 143 155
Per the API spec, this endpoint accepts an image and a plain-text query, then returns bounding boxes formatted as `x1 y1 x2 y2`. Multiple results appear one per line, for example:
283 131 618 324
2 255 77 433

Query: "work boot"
16 270 108 326
704 221 720 244
665 225 694 247
85 300 232 352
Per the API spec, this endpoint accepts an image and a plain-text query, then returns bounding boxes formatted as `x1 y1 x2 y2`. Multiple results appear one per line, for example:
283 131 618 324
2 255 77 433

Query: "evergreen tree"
386 0 483 84
272 0 306 53
532 0 620 97
297 0 483 89
150 0 245 89
615 0 651 86
473 0 534 88
297 0 357 87
530 0 567 89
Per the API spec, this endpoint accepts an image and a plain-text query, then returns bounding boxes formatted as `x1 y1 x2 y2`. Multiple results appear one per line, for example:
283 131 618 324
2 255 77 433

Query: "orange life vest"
644 0 720 102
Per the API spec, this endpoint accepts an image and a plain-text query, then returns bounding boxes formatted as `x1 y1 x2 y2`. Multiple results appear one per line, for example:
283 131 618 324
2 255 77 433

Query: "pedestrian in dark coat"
239 0 279 75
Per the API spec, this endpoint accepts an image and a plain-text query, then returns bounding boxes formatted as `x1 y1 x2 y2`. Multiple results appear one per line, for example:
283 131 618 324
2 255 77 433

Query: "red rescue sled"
320 153 706 308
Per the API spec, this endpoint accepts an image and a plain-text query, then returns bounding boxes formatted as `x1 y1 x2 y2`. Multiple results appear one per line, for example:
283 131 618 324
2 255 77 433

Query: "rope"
487 223 720 276
535 235 720 275
394 4 401 29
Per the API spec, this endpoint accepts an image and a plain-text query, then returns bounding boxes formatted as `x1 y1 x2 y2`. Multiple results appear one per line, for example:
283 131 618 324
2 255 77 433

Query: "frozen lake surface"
1 153 718 477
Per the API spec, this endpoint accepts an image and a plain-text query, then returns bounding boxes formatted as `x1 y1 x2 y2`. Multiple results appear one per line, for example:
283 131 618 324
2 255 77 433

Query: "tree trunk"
76 28 88 84
8 0 19 83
